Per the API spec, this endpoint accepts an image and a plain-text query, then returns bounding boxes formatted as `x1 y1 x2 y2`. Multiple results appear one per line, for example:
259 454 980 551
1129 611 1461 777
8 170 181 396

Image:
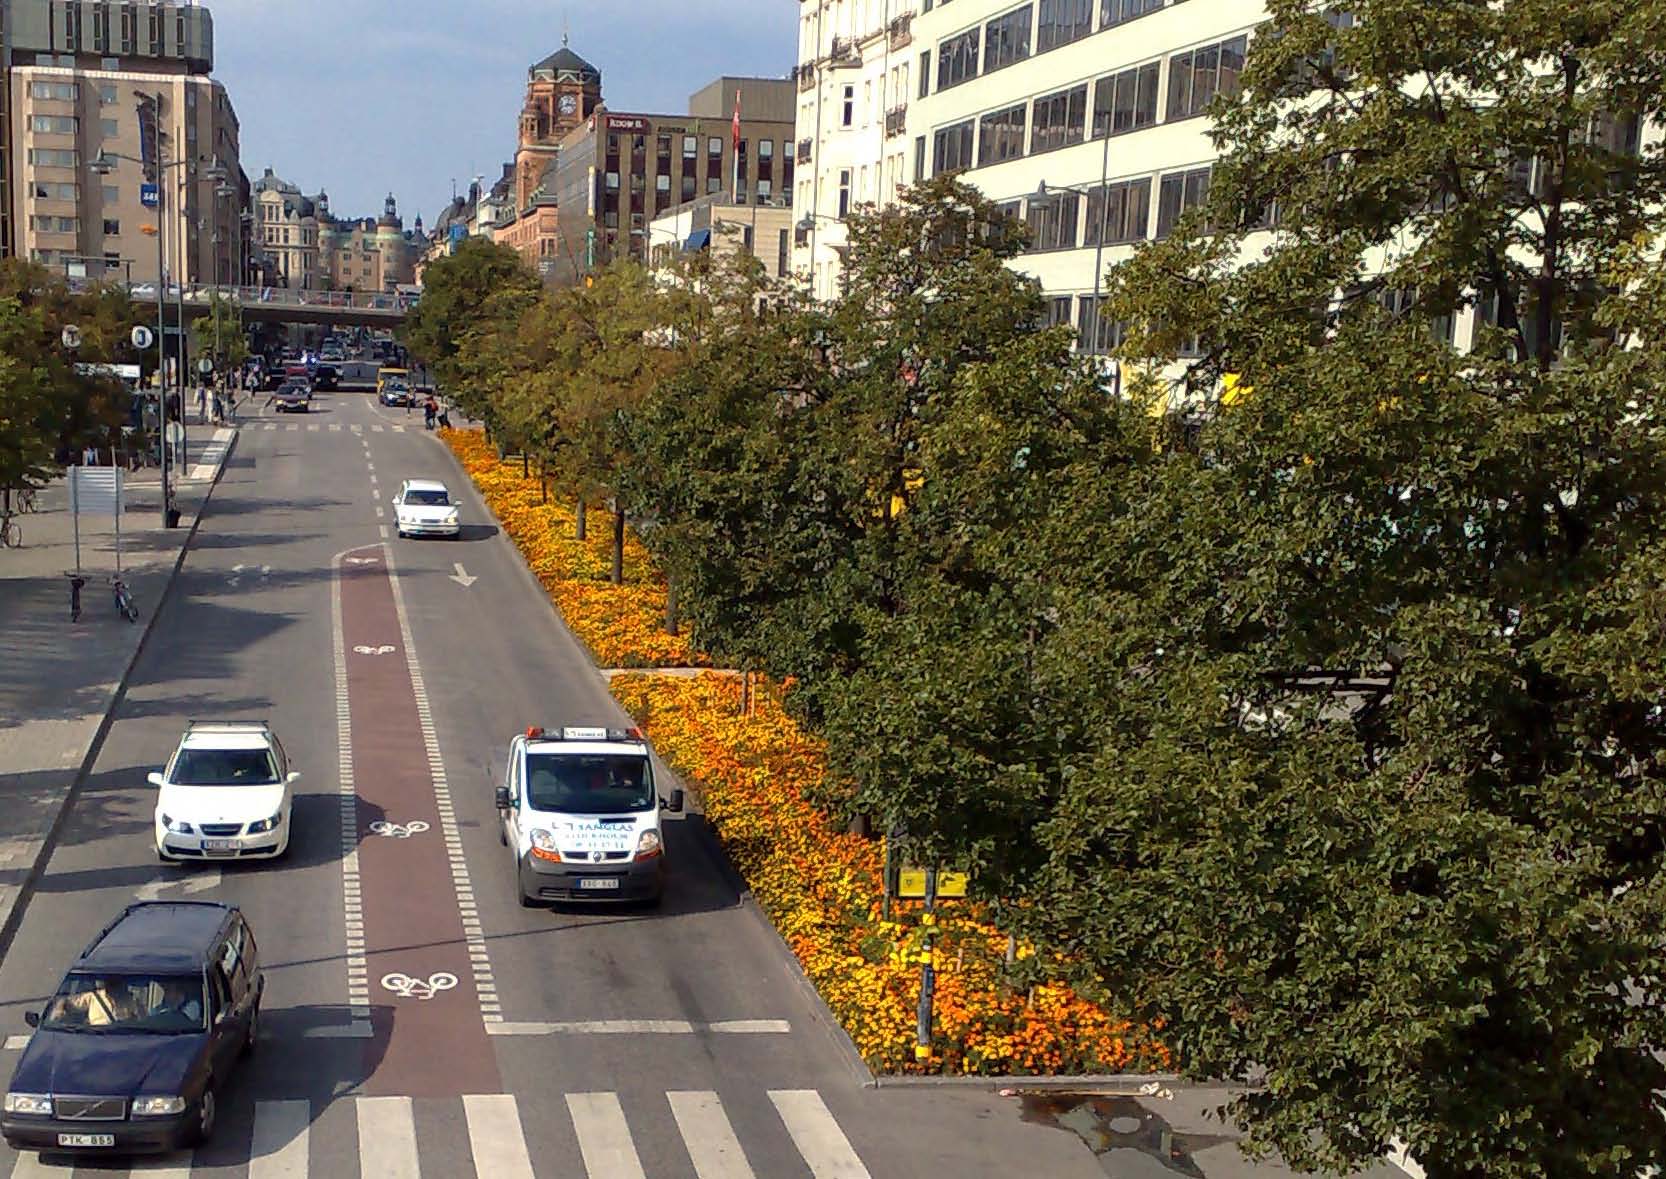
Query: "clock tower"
515 35 602 209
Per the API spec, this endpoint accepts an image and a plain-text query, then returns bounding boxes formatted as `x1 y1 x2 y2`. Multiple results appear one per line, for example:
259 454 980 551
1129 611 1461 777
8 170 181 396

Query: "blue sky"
211 0 795 226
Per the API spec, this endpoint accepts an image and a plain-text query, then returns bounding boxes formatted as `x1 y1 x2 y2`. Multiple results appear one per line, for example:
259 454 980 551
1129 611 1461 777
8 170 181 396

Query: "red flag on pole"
731 88 742 152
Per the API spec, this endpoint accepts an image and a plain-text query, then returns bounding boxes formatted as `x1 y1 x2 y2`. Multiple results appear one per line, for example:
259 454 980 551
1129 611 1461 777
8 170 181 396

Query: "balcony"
828 36 861 67
888 13 913 50
884 105 908 138
796 138 813 165
797 63 816 92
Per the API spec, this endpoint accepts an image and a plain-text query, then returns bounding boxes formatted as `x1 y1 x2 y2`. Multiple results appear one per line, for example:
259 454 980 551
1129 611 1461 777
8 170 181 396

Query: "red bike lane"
340 544 501 1097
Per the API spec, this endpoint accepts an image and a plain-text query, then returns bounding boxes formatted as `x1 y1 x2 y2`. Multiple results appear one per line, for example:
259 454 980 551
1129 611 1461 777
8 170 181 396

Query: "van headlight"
4 1093 52 1115
635 830 663 860
247 812 283 834
132 1095 187 1116
160 813 195 835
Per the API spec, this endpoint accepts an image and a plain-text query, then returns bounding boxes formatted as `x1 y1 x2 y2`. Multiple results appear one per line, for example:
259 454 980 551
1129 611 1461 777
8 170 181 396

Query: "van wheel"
192 1087 217 1146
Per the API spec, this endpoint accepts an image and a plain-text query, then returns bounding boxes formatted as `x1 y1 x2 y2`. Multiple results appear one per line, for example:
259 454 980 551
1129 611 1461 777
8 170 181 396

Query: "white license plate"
57 1134 114 1147
578 877 620 891
202 839 239 851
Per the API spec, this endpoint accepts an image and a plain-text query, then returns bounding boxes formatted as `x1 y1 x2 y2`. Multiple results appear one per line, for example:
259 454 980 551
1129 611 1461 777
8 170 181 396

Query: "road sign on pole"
131 325 155 350
197 357 214 375
140 183 159 208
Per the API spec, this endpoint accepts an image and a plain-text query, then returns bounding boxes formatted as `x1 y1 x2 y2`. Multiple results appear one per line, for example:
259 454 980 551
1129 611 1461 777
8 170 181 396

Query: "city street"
0 390 1113 1178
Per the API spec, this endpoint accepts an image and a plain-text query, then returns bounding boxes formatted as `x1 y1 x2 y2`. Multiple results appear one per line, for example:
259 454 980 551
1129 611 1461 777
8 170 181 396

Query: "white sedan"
393 478 461 538
152 721 298 861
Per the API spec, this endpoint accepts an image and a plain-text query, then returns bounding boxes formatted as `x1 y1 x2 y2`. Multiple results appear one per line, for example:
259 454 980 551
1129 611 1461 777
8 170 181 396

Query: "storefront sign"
606 116 650 133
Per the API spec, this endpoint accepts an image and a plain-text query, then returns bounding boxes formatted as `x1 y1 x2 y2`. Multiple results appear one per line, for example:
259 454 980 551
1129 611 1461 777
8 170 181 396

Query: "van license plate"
58 1134 114 1147
578 878 620 890
202 839 238 851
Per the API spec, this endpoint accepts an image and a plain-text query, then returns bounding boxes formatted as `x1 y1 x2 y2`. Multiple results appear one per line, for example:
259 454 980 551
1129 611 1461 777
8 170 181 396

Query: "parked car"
151 720 298 861
0 901 263 1153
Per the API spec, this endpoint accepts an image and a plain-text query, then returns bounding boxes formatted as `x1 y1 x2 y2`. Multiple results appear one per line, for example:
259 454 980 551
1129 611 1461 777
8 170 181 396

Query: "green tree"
189 293 248 376
1023 1 1666 1174
398 237 538 416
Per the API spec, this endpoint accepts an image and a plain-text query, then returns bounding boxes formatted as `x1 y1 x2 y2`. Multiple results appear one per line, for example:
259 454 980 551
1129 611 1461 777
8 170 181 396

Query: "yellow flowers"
442 430 703 669
446 426 1166 1076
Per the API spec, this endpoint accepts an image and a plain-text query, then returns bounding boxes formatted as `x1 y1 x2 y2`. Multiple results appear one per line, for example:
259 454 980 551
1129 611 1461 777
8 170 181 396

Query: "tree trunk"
664 576 679 636
522 453 529 478
611 502 625 586
539 462 547 505
575 498 587 541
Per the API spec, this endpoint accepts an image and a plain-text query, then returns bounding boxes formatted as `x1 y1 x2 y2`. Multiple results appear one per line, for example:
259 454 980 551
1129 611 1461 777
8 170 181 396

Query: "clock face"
558 94 578 115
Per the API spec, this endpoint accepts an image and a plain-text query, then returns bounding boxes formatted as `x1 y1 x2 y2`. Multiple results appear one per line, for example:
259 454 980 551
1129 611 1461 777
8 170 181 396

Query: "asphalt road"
0 390 1111 1177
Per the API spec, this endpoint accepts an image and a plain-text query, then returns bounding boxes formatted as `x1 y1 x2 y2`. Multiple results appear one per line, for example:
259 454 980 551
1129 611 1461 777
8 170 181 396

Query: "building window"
708 136 723 159
1025 193 1079 251
1036 0 1093 52
31 215 78 233
30 115 78 134
1101 0 1165 29
1077 296 1127 353
606 171 620 190
31 181 77 200
707 177 723 193
1155 166 1211 238
918 49 932 98
1090 66 1156 143
103 218 120 236
777 227 789 276
937 28 980 90
758 178 773 202
683 135 698 159
838 169 852 217
984 6 1031 73
978 104 1027 166
842 84 855 127
1043 295 1074 328
30 81 78 100
682 175 697 201
657 133 673 165
99 82 117 104
914 135 927 182
931 119 975 174
26 148 77 167
102 184 119 203
1084 177 1152 245
100 118 119 138
1031 85 1087 153
1168 35 1248 122
758 138 774 176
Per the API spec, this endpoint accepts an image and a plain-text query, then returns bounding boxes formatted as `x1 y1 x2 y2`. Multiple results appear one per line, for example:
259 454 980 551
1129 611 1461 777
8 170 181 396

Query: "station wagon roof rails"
184 720 272 732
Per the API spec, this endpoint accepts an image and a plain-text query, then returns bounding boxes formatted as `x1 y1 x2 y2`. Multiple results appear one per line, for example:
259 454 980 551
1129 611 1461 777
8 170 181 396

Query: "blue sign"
140 183 159 208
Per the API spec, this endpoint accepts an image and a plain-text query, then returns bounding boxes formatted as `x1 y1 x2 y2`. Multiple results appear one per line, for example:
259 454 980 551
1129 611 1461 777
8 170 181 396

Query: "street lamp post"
1032 122 1113 357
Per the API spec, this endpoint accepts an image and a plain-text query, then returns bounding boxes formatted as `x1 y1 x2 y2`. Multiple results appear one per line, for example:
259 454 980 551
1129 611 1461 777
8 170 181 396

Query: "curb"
0 431 239 964
870 1071 1185 1090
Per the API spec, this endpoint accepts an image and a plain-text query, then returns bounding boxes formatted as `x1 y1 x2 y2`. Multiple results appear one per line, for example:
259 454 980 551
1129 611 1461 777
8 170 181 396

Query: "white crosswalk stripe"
248 1098 309 1179
770 1090 873 1179
355 1095 419 1179
307 424 319 432
669 1090 755 1179
392 426 405 433
330 424 342 432
285 424 299 432
568 1092 647 1179
0 1088 871 1177
372 424 384 432
464 1094 534 1179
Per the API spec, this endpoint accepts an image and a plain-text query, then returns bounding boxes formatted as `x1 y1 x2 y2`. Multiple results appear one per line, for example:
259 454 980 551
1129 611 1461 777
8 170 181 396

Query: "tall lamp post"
89 139 226 527
1032 123 1113 358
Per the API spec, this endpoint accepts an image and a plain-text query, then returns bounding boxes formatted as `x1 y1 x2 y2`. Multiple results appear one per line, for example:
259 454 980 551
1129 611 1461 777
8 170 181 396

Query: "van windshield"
524 753 653 814
169 748 279 786
41 974 207 1034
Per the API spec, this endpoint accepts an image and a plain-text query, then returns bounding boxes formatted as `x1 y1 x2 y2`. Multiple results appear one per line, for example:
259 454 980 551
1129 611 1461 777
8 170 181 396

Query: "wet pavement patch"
1020 1092 1238 1177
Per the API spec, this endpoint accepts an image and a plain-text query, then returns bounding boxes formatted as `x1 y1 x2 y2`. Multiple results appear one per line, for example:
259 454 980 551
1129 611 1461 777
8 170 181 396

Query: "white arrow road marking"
449 562 477 588
136 867 222 902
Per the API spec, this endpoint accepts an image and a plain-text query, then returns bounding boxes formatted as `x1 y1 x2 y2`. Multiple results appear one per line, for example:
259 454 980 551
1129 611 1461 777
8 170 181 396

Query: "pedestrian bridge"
115 282 416 327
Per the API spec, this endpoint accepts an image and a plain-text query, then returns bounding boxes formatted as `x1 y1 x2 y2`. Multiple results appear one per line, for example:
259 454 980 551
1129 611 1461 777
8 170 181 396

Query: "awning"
683 228 711 251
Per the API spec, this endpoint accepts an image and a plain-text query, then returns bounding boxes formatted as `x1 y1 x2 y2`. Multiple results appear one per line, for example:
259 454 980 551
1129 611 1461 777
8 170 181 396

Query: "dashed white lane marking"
383 544 502 1023
393 425 405 433
330 548 373 1033
379 525 390 539
356 1095 420 1179
465 1094 536 1179
351 424 363 434
307 423 319 432
568 1092 647 1179
127 1156 191 1176
8 1149 61 1177
670 1090 756 1179
330 423 342 432
485 1019 792 1036
248 1098 310 1179
769 1090 873 1179
3 1034 27 1049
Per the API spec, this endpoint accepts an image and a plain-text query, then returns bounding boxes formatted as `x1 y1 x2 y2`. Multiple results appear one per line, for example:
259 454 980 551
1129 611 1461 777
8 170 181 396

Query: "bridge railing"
104 280 419 313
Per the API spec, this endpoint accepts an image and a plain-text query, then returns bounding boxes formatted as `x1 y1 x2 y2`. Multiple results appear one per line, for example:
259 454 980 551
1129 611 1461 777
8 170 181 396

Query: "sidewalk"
0 427 236 954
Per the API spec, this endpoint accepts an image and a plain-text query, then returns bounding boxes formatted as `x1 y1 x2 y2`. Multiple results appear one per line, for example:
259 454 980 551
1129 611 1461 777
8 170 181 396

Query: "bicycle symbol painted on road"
380 971 458 1000
367 820 430 839
352 644 397 655
345 556 381 566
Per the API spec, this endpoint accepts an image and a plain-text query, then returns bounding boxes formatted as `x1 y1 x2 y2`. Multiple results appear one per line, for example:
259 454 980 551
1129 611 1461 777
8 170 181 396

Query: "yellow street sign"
896 869 968 899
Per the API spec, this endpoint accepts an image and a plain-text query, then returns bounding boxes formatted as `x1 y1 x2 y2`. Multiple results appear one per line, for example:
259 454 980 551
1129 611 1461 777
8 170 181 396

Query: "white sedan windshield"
169 748 278 785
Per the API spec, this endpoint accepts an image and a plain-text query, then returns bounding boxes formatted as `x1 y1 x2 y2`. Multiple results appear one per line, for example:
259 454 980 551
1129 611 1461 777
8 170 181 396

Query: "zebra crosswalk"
0 1088 872 1178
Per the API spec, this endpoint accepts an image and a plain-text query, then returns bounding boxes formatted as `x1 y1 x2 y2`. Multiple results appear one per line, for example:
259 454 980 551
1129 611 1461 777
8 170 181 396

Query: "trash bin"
166 507 182 529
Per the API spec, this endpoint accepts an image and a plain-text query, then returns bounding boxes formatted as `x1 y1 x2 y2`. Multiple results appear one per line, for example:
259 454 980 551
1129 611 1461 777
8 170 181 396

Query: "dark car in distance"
1 901 262 1154
311 364 339 391
272 381 312 413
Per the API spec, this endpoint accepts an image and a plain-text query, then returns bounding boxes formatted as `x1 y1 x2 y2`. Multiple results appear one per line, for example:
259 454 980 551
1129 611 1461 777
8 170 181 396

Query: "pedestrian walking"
423 395 438 431
195 384 207 423
438 401 452 430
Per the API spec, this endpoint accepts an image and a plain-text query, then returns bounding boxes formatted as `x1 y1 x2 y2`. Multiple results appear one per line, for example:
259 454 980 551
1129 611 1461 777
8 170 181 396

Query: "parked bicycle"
0 514 20 549
112 573 138 623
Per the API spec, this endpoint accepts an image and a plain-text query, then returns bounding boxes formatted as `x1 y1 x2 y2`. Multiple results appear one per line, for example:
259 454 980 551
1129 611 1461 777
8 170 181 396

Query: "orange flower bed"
611 672 1170 1076
442 429 702 669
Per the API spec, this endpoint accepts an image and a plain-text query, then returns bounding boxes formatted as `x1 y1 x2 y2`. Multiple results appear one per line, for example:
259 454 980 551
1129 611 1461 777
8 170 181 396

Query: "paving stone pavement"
0 428 235 952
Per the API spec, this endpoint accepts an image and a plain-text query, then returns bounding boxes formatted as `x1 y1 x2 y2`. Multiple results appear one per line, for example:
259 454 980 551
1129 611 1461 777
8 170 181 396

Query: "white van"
495 726 683 906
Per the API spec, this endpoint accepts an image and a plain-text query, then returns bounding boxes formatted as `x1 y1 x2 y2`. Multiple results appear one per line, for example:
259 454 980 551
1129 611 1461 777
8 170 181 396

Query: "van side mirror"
24 1011 39 1029
146 771 164 787
663 789 685 814
494 787 512 811
286 771 301 784
392 496 402 507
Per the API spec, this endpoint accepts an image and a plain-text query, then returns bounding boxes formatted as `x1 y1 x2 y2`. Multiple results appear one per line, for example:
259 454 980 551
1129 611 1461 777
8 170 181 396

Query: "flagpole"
731 88 741 204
